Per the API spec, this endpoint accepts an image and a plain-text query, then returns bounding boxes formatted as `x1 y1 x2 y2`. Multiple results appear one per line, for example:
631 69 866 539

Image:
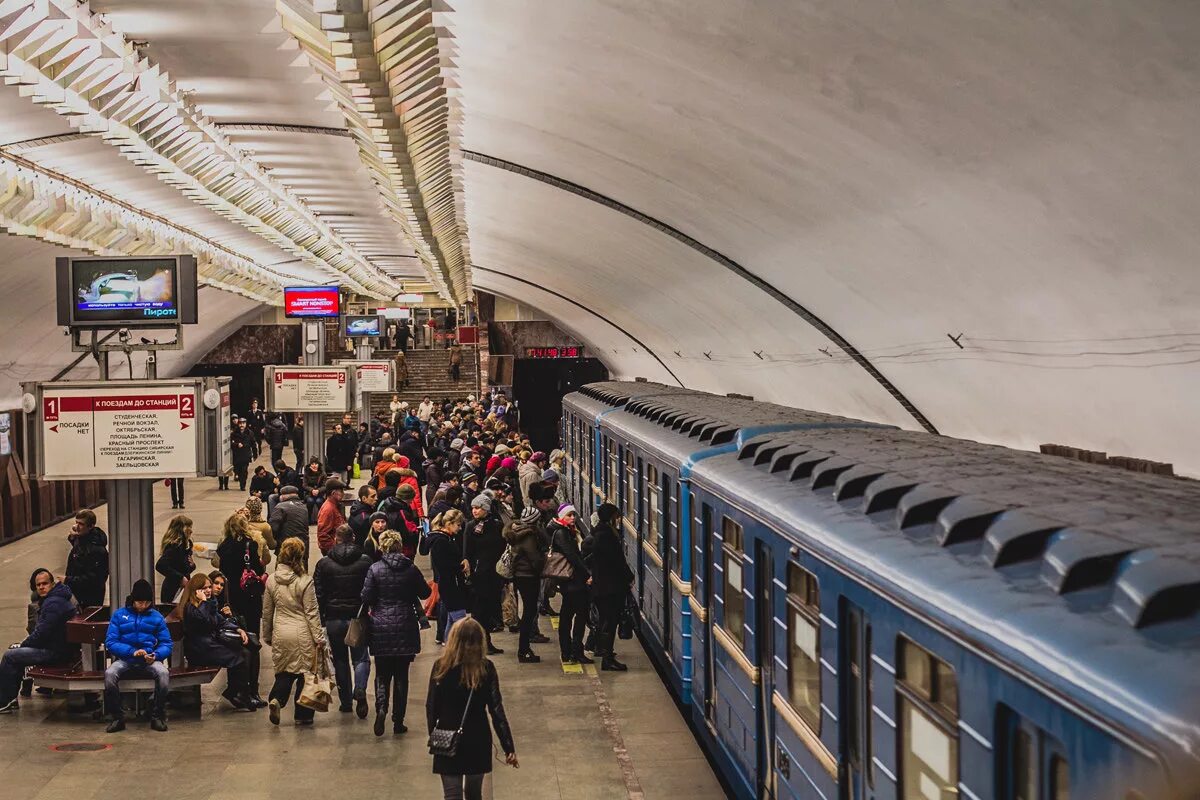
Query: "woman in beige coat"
243 497 275 564
263 538 325 726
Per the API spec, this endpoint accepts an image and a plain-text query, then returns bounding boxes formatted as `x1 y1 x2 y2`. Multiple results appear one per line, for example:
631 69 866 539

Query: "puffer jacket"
65 526 109 607
263 565 324 675
361 552 431 657
105 602 173 663
313 542 371 622
503 517 547 579
22 582 78 655
264 417 289 450
518 461 541 506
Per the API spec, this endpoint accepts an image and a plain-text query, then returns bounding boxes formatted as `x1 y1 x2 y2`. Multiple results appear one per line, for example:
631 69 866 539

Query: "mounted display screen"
56 256 198 328
284 286 341 318
345 315 382 338
525 346 581 358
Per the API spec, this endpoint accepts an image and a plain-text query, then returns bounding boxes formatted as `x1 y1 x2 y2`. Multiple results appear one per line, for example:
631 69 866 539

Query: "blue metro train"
560 381 1200 800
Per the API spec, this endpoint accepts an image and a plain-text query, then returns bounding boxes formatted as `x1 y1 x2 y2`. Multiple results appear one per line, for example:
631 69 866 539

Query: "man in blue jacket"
0 568 78 713
104 579 173 732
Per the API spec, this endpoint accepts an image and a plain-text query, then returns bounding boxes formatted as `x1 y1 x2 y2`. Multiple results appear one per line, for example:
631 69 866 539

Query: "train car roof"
598 389 885 468
688 425 1200 772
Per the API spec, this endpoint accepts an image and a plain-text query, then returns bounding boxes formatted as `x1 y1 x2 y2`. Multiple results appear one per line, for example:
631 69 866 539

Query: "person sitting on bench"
104 579 173 733
0 569 78 714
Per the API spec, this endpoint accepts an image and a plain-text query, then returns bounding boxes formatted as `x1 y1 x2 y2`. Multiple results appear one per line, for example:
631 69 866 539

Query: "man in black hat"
103 579 173 732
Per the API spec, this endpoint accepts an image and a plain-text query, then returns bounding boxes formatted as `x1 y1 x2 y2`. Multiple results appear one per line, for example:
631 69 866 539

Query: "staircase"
322 347 480 435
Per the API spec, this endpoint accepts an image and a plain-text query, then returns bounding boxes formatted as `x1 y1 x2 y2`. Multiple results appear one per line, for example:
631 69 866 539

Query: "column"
105 478 155 606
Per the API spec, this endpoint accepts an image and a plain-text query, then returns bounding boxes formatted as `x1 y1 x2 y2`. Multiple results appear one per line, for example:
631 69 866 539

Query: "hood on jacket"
330 542 365 565
73 526 108 546
395 455 411 468
273 564 300 586
394 468 417 479
503 519 540 544
42 582 76 607
380 552 415 571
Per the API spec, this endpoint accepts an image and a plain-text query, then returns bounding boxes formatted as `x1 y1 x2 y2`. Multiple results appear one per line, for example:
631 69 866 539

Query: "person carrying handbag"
263 538 326 726
426 618 517 800
313 524 373 717
546 505 591 665
215 514 268 707
362 529 431 736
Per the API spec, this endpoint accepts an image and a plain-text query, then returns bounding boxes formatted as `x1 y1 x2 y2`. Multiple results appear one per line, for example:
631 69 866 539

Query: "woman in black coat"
155 515 194 604
427 618 516 800
464 496 505 654
174 573 255 710
215 514 267 706
589 503 635 671
548 505 591 665
362 530 431 736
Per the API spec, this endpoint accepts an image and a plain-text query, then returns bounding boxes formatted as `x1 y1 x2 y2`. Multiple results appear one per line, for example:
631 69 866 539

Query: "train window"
898 639 958 800
1050 756 1069 800
623 451 633 516
1012 728 1036 800
722 517 745 646
645 464 660 548
785 564 820 731
608 440 618 502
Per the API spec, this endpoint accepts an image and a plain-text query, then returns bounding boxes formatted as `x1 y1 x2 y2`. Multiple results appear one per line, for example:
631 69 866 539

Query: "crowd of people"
0 388 643 800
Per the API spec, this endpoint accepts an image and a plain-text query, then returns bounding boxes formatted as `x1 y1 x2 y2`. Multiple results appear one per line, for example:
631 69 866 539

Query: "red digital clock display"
525 346 580 359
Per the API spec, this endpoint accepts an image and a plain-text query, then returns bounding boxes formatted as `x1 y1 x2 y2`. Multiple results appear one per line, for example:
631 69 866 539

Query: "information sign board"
265 366 353 412
36 382 202 480
334 361 394 394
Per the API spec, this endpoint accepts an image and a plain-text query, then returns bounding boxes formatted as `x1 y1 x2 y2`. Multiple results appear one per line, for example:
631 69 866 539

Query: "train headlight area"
562 380 1200 800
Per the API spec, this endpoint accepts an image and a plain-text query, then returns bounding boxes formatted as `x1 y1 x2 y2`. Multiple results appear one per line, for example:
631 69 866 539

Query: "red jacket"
316 497 347 556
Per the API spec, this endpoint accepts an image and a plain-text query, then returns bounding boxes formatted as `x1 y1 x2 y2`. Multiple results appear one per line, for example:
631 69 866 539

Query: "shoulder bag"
297 645 334 713
495 545 516 580
428 686 474 757
344 604 369 648
542 550 573 582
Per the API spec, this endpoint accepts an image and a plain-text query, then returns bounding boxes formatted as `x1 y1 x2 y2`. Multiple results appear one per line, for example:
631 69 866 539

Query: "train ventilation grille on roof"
982 511 1062 567
1112 552 1200 628
1041 530 1134 594
753 445 786 467
935 497 1007 546
833 465 886 501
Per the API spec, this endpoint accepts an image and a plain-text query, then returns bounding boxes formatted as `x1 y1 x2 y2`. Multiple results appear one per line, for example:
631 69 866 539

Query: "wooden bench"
26 605 219 710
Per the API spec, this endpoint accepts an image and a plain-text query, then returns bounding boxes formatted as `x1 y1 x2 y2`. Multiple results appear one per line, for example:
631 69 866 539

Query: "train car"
599 390 886 698
560 381 1200 800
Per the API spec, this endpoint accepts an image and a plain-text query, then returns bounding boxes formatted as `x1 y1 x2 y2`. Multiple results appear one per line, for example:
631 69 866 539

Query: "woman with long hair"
263 537 325 726
362 529 431 736
215 513 267 706
589 503 635 671
426 618 517 800
174 573 256 711
208 570 234 619
156 514 194 604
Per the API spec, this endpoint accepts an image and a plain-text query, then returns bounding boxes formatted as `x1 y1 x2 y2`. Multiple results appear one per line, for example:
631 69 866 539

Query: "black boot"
601 655 628 671
574 647 594 665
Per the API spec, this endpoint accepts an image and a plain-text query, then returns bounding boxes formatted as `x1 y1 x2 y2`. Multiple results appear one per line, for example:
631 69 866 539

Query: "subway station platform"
0 458 725 800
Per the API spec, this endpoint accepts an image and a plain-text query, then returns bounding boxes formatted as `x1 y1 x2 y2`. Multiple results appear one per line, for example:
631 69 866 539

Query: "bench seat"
26 665 219 693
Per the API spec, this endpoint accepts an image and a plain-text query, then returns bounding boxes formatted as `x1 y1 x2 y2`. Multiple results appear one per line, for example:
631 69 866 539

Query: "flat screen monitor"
345 315 382 338
56 256 198 328
284 286 341 318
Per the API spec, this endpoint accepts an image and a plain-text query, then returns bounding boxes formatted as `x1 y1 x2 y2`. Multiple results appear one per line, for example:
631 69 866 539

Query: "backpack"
377 496 413 534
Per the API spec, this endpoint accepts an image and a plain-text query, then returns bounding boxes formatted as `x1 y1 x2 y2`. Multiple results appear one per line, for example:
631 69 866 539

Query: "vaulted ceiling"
1 0 1198 473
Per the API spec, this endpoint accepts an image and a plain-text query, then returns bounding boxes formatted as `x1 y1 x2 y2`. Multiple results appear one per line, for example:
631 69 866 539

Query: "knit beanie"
542 469 559 483
130 579 154 603
520 507 540 524
471 494 492 512
244 496 264 520
396 483 417 501
369 511 388 524
558 503 576 517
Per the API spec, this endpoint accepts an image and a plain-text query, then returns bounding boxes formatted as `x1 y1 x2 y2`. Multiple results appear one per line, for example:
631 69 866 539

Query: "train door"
662 474 674 657
701 501 716 727
755 539 777 800
840 600 872 800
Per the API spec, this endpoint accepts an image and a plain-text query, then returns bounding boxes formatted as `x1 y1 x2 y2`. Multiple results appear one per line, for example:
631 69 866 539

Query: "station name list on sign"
270 367 351 412
41 386 199 480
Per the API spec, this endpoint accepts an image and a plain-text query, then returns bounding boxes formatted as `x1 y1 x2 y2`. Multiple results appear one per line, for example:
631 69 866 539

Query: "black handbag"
428 687 474 757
